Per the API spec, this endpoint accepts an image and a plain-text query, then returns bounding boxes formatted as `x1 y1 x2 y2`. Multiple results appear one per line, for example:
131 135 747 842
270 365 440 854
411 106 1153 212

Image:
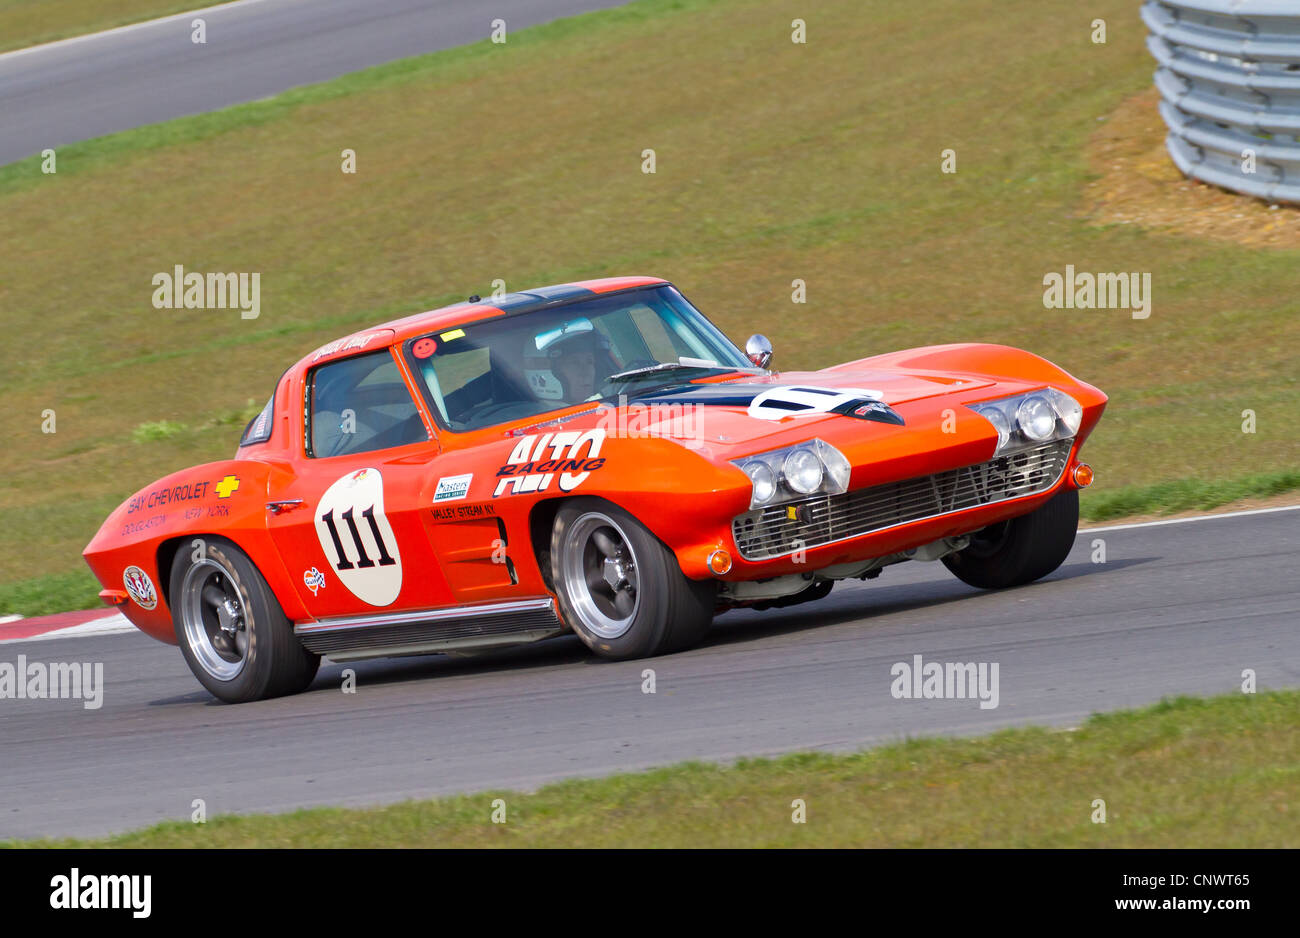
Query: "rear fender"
82 458 307 643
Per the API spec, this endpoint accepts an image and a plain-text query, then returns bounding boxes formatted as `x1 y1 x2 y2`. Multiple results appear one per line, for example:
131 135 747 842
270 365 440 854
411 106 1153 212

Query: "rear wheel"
551 499 714 659
169 537 319 703
942 487 1079 589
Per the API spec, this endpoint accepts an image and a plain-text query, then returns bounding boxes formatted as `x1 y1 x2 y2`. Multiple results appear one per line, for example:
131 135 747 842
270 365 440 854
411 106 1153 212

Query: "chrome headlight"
969 388 1081 456
1016 396 1057 441
742 460 777 504
783 448 823 494
733 439 850 509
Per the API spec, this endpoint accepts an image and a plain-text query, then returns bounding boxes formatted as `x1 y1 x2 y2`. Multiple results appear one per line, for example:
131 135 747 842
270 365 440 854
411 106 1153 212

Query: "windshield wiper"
605 360 720 383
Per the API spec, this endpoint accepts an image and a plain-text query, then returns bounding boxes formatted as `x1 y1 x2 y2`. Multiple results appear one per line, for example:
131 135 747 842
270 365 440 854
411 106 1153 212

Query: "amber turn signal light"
1072 463 1094 488
707 549 732 575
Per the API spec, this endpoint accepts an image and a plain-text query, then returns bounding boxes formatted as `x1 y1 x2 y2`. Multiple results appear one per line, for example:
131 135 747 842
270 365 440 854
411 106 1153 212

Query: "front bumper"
731 438 1072 562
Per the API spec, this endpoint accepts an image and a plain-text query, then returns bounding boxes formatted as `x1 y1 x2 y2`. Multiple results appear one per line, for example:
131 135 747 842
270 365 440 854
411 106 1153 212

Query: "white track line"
0 0 277 63
0 614 23 625
1081 503 1300 534
0 614 137 644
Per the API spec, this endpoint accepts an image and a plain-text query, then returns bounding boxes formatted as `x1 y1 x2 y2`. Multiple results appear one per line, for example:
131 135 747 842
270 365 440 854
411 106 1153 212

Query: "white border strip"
1081 503 1300 534
0 613 136 644
0 0 274 63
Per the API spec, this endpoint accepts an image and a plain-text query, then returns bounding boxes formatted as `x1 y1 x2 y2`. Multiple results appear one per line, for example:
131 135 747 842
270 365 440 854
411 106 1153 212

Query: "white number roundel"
313 468 402 607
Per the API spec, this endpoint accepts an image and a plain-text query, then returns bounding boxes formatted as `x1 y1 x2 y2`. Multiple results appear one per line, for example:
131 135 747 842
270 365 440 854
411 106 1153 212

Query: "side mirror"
745 334 773 370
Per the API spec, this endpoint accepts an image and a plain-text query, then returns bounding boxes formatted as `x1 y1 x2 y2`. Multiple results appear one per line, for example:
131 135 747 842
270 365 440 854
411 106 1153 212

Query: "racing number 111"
320 506 396 570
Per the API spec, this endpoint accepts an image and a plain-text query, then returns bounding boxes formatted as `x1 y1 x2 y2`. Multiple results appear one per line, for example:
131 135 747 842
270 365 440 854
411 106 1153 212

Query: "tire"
941 487 1079 590
169 537 319 703
550 498 715 659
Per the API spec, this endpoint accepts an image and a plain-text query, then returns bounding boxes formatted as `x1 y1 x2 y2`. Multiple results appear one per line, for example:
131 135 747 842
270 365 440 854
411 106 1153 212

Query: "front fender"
563 436 750 580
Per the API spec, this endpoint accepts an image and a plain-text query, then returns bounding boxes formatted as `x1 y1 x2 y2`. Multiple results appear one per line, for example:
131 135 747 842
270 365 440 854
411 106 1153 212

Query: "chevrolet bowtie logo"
215 475 240 498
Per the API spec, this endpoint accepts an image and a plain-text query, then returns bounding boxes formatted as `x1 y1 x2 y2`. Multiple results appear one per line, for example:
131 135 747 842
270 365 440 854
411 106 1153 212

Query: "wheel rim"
561 511 641 639
180 560 249 681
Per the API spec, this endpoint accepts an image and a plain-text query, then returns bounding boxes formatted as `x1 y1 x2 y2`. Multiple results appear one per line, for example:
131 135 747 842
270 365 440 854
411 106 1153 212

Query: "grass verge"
1079 470 1300 522
0 1 235 54
6 689 1296 847
0 569 103 618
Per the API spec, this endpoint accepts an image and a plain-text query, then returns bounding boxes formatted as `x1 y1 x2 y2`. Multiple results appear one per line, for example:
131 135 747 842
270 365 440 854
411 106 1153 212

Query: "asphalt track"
2 508 1296 839
0 0 634 168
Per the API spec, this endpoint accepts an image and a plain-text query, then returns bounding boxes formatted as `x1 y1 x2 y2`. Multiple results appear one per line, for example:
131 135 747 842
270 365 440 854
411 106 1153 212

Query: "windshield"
405 285 754 432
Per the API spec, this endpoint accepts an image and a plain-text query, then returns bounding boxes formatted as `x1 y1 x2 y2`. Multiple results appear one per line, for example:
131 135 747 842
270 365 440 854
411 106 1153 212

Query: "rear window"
239 395 275 446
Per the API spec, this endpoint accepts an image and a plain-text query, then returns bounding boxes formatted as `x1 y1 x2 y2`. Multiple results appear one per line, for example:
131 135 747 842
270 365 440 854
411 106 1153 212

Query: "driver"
548 332 601 403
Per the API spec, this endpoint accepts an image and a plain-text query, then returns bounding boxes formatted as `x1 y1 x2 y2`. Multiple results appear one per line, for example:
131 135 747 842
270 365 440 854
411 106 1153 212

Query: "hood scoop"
632 383 905 425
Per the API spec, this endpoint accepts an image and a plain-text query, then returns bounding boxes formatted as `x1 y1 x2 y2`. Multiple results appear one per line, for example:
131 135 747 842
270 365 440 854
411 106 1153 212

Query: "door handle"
266 499 305 515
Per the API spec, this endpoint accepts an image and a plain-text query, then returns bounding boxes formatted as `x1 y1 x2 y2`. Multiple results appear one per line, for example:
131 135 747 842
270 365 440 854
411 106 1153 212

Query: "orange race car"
84 276 1106 703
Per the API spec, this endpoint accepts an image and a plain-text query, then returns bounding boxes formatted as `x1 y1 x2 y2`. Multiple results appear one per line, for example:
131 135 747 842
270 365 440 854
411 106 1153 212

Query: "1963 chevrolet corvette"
84 276 1106 702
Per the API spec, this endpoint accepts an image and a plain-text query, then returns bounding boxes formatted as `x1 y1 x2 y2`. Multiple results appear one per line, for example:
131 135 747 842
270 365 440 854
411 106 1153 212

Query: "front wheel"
941 487 1079 589
550 499 715 659
169 537 319 703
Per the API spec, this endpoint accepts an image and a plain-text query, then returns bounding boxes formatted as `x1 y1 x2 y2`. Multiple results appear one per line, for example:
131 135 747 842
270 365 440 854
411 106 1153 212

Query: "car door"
265 343 456 620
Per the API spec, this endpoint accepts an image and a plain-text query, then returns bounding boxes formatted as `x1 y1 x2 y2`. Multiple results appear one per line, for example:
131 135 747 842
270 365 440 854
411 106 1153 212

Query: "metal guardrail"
1142 0 1300 203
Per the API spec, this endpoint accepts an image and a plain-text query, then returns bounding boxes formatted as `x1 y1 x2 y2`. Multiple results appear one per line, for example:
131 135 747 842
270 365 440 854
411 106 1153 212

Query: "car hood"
608 368 998 447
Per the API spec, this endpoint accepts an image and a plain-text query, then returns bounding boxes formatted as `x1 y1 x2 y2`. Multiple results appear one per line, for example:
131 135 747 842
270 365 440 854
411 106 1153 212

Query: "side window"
308 351 427 457
415 344 493 427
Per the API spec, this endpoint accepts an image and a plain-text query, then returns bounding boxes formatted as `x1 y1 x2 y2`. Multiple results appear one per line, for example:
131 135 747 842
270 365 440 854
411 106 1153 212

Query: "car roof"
297 276 669 370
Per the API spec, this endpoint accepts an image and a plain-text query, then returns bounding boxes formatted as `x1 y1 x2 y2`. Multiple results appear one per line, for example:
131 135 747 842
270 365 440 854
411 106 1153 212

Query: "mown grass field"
7 690 1296 848
0 0 234 53
1 0 1297 614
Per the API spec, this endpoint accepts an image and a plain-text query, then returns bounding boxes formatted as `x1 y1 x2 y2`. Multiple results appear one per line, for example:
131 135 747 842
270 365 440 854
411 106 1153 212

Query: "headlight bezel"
969 387 1082 456
732 439 850 509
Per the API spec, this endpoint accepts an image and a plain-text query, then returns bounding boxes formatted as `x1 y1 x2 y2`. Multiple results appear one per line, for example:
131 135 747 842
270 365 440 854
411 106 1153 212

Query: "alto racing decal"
433 473 472 502
313 467 402 607
494 429 606 497
303 567 326 596
122 566 158 610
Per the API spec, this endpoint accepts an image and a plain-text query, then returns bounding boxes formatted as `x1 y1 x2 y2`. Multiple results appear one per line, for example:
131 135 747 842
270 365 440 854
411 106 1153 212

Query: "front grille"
731 439 1073 561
